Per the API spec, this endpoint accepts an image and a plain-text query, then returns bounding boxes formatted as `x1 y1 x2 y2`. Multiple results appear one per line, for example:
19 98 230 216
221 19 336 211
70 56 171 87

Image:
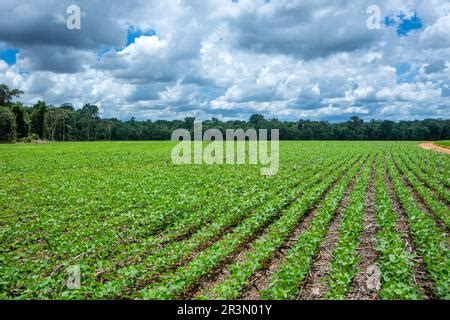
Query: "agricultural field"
0 141 448 300
435 141 450 149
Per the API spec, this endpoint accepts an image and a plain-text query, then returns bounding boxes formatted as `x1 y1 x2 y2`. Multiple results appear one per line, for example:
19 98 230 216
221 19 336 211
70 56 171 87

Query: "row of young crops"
0 141 448 299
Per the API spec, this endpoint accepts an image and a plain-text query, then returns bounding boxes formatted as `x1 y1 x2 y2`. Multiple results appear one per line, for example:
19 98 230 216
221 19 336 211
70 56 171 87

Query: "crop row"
141 156 364 299
394 155 450 229
403 148 450 189
399 151 450 204
196 158 365 300
386 155 449 299
259 155 368 299
374 155 421 299
324 155 373 299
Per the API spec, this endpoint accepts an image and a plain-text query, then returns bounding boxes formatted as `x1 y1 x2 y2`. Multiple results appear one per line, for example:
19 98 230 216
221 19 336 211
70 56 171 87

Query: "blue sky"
0 49 19 65
385 12 423 35
127 29 156 46
0 0 449 121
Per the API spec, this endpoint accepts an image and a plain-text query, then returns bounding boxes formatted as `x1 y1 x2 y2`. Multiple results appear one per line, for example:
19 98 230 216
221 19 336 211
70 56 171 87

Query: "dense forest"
1 84 449 142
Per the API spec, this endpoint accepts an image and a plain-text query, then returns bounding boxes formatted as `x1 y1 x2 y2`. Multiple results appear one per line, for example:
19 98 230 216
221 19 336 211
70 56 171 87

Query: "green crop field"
435 141 450 148
0 141 449 300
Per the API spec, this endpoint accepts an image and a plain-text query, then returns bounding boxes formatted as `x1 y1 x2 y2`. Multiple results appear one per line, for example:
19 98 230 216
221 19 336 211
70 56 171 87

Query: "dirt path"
419 143 450 155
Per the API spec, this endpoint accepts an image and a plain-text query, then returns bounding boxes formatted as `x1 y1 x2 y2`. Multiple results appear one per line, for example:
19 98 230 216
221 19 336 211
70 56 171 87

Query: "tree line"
1 84 449 142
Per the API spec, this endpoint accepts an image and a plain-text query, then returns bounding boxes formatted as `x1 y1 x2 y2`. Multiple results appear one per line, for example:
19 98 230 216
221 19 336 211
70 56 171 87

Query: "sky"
0 0 449 121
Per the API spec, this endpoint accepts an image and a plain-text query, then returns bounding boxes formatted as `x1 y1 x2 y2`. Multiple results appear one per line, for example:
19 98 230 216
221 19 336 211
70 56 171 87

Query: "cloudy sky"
0 0 449 121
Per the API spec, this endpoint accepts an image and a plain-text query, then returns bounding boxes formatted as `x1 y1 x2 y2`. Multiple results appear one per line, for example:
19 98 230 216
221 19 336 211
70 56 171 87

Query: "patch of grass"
434 140 450 148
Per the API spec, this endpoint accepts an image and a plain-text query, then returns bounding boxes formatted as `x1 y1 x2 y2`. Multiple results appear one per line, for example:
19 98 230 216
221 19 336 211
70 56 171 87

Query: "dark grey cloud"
127 83 163 102
0 0 126 73
0 1 125 49
227 0 380 59
17 45 94 73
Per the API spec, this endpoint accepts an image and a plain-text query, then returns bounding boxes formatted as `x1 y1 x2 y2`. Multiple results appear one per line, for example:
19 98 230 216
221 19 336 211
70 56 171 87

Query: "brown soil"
239 203 320 300
419 143 450 155
347 163 380 300
182 220 270 300
297 162 365 300
296 192 349 300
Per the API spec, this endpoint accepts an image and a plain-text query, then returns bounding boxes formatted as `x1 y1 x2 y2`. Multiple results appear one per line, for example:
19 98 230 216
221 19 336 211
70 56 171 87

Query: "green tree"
380 120 394 140
11 103 30 138
46 107 71 141
31 101 48 139
78 104 100 140
0 84 24 106
183 117 196 131
0 106 17 142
